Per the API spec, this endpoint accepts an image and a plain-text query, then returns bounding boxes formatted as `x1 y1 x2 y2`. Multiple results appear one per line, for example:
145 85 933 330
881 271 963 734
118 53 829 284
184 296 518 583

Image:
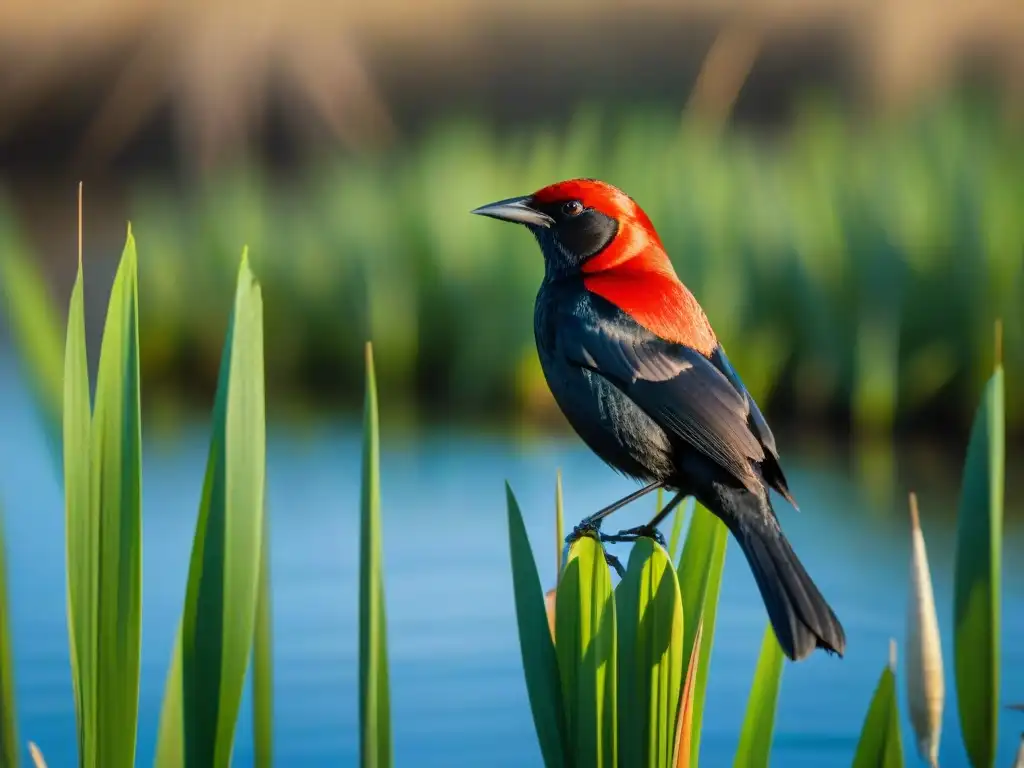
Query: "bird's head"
471 178 670 279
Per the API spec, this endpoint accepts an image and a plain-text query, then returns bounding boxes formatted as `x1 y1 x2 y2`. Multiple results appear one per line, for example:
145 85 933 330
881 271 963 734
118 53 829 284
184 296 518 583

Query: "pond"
0 356 1021 767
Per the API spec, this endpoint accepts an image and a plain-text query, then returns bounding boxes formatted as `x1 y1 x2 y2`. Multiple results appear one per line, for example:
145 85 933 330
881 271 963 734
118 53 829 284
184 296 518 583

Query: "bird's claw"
565 518 602 546
562 518 600 573
600 525 667 548
563 518 625 577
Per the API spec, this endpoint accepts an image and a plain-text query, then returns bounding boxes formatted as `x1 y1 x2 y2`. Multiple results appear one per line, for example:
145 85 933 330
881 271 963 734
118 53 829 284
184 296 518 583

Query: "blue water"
0 357 1022 767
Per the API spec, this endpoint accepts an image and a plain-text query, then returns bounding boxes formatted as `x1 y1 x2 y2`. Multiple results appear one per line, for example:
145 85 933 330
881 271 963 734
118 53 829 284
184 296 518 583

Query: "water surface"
1 359 1022 767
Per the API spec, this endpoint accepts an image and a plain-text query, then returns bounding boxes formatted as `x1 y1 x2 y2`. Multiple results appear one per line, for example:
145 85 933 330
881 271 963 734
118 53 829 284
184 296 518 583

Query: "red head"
471 178 676 279
472 178 716 354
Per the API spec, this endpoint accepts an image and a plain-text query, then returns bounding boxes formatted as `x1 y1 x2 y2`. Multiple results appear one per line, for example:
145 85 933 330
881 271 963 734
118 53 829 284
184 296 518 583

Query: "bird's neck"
582 262 718 357
581 220 671 274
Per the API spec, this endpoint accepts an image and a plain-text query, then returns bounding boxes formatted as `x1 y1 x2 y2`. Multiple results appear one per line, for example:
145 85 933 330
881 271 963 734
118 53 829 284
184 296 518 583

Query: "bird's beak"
470 195 554 228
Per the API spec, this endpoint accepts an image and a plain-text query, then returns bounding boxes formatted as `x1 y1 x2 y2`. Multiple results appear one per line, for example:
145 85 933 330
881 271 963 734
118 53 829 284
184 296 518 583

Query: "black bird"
472 178 846 661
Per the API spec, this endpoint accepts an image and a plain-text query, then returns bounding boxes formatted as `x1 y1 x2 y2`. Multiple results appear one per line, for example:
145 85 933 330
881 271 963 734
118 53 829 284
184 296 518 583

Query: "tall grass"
0 216 272 765
152 98 1022 437
953 326 1005 767
732 625 784 768
852 641 904 767
154 253 266 767
3 99 1022 435
0 196 397 765
507 491 782 768
359 343 392 768
62 224 143 768
253 502 274 768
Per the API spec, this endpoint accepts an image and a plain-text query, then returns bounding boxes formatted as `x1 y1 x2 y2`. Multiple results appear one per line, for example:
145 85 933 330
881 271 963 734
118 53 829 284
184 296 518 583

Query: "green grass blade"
252 501 273 768
667 496 693 565
676 502 728 767
65 226 143 768
852 644 904 768
359 342 392 768
92 225 144 768
615 538 684 768
556 536 617 768
732 623 784 768
63 241 91 762
0 222 65 450
154 252 266 767
0 503 18 768
555 470 565 581
506 484 567 768
154 640 184 767
953 347 1004 768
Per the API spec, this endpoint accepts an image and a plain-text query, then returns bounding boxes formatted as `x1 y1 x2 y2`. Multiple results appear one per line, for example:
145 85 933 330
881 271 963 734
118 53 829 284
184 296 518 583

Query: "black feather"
713 483 846 660
555 302 767 496
533 280 846 662
709 345 798 508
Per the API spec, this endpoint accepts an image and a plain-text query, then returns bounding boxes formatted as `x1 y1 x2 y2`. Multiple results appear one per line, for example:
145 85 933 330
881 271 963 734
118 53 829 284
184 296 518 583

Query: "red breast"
532 179 718 356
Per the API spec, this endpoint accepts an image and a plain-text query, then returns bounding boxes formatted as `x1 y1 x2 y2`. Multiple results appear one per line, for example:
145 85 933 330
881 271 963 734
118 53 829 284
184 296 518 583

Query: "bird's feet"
565 518 602 561
562 518 597 577
563 518 625 577
600 524 667 549
564 517 602 547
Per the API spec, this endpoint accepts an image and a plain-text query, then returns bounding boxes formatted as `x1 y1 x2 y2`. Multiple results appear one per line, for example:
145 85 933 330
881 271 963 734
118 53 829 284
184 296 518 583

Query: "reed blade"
953 339 1004 768
556 536 617 768
154 253 266 767
359 342 392 768
732 623 784 768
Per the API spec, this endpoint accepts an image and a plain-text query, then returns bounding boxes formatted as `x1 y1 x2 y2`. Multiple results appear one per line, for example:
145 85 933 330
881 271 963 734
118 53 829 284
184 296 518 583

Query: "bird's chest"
533 286 674 480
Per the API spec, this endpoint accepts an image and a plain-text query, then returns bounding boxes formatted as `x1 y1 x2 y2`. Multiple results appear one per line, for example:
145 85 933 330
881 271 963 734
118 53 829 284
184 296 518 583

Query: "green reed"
5 98 1018 434
0 221 272 766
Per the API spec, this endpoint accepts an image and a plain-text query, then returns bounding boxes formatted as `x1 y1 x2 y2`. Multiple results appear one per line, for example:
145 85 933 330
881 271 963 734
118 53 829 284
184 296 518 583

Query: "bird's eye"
562 200 584 217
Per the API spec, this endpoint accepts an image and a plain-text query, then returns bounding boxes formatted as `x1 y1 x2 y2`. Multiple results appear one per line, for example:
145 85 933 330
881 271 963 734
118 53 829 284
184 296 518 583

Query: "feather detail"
584 269 717 356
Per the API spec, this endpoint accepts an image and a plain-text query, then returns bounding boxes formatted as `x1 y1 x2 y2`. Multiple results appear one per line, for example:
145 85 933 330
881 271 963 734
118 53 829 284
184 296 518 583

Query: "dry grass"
1 0 1022 170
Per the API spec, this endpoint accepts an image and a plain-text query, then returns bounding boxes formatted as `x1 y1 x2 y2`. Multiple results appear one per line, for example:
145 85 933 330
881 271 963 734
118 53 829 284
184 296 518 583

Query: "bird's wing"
709 345 797 507
709 346 779 454
558 311 766 494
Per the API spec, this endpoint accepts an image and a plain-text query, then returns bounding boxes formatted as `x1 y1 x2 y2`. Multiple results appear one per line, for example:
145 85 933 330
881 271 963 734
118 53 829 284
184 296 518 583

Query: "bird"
471 178 846 661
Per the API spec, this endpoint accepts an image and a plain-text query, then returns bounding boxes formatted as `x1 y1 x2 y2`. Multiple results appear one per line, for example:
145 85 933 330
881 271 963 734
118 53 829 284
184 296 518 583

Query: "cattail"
905 493 944 767
28 742 48 768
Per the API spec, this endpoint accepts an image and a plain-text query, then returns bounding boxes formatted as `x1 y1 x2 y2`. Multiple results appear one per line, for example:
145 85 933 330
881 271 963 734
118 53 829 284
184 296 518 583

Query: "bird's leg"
564 481 664 546
601 491 687 550
604 552 626 578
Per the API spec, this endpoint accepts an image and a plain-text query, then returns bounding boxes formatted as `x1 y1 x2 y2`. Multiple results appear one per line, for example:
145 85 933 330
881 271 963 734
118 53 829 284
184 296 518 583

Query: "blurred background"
0 0 1022 765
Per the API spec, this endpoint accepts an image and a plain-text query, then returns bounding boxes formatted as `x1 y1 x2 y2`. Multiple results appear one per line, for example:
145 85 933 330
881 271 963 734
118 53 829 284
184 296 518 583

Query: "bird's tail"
732 509 846 661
